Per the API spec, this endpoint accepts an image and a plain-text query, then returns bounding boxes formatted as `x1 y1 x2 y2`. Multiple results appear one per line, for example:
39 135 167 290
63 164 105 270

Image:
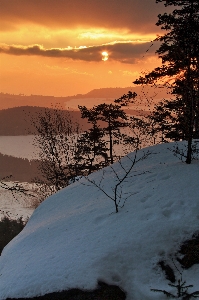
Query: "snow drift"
0 142 199 300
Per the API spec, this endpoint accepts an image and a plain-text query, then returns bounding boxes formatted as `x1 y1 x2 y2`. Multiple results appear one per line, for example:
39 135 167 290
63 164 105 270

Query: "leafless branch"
0 176 36 201
84 149 151 213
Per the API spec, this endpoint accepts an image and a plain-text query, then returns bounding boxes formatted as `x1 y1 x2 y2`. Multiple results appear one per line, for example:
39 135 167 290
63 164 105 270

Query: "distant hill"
81 87 135 98
0 105 149 136
0 88 134 110
0 86 169 110
0 93 71 110
0 106 91 136
0 85 169 135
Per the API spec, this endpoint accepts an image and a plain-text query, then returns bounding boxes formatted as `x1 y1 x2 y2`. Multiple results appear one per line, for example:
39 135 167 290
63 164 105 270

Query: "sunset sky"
0 0 168 97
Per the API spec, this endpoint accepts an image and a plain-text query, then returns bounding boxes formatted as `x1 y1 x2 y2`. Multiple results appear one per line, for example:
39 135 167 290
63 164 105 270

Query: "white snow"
0 142 199 299
0 182 35 220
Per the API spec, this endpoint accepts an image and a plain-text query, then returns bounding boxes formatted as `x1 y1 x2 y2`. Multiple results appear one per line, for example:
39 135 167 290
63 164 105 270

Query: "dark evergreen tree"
149 97 191 142
79 92 138 164
78 105 107 160
134 0 199 163
94 103 128 164
114 91 137 107
69 128 108 177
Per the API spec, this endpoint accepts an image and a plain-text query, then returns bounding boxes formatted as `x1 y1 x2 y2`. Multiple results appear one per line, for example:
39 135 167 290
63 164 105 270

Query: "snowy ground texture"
0 182 35 220
0 142 199 300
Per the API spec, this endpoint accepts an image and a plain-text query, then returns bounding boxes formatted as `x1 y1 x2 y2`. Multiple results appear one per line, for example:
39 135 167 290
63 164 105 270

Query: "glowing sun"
102 51 109 61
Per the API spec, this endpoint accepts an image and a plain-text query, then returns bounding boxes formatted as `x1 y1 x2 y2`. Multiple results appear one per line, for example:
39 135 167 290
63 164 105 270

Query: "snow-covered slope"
0 142 199 300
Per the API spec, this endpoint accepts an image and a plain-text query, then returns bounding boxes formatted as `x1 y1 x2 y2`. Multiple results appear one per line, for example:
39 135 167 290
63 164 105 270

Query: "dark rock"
6 281 126 300
177 232 199 269
158 260 176 283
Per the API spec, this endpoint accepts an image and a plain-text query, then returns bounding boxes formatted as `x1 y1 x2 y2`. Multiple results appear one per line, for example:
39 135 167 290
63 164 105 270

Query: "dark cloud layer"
0 0 165 34
0 41 158 63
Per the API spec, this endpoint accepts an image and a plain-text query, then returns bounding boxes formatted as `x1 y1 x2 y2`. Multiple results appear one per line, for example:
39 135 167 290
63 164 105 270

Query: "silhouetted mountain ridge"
82 87 134 98
0 106 91 136
0 88 133 110
0 85 169 110
0 152 42 182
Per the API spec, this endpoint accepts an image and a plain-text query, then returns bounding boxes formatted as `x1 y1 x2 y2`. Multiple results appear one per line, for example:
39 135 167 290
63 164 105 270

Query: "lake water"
0 135 39 160
0 132 153 219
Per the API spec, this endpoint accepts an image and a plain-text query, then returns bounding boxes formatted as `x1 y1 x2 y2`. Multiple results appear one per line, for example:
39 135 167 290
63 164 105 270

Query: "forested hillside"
0 153 43 182
0 106 91 135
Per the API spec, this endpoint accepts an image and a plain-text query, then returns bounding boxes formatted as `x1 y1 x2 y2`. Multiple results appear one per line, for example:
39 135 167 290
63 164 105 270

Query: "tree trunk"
108 115 113 164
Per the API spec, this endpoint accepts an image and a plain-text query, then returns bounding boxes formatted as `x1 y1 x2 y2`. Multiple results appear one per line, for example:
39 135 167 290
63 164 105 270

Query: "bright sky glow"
0 0 165 96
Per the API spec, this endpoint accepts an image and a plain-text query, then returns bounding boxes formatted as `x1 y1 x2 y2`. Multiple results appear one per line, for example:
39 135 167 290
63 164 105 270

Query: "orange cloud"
0 0 168 97
0 41 158 63
0 0 166 34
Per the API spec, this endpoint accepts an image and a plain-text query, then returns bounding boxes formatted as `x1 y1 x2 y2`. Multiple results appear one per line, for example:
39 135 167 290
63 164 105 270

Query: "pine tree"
79 92 137 165
134 0 199 163
78 105 106 160
70 128 108 176
94 103 128 164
